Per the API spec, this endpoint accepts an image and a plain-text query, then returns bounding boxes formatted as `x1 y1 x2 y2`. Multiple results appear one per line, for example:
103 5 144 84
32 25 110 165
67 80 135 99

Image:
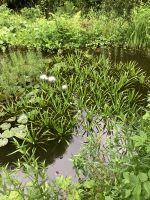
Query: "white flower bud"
40 74 48 80
62 84 67 90
47 76 56 82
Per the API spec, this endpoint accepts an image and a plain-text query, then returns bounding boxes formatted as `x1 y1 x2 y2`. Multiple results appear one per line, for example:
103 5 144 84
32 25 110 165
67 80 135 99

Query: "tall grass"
127 5 150 48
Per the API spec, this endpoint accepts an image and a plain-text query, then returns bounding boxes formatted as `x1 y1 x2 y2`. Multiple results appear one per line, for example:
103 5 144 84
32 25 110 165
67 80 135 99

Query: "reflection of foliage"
0 51 149 199
72 94 150 199
0 50 45 98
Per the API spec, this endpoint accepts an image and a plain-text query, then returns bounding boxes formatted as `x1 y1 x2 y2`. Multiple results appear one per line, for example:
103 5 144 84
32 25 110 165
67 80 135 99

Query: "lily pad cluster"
0 114 28 147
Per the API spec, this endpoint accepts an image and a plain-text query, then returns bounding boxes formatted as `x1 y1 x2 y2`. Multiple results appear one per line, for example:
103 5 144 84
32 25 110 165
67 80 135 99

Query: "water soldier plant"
0 61 149 199
0 50 148 147
0 0 149 199
0 48 149 199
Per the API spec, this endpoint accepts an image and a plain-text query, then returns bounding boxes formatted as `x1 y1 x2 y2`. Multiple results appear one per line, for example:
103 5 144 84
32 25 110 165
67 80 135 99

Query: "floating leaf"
0 112 6 117
1 129 14 138
0 138 8 147
0 123 11 130
17 114 28 124
7 116 16 122
14 125 27 139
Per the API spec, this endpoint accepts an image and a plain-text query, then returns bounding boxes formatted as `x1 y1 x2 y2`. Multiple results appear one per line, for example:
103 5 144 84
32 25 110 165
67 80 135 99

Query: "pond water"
0 47 150 180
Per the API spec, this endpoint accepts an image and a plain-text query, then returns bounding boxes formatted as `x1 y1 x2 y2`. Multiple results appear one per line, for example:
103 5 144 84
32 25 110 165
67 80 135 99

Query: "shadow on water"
103 47 150 76
0 139 70 167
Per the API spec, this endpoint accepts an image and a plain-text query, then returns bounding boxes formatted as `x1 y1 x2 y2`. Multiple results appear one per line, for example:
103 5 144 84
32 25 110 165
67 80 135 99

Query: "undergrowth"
0 4 149 51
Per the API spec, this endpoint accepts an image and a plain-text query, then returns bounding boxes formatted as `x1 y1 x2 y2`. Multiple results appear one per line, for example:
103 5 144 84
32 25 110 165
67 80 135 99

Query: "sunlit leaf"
143 181 150 197
7 116 16 122
0 138 8 147
0 123 11 130
138 172 148 182
1 129 14 138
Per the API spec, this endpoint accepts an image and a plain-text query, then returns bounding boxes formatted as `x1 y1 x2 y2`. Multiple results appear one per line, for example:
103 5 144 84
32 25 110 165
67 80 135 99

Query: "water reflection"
0 47 150 179
0 138 70 167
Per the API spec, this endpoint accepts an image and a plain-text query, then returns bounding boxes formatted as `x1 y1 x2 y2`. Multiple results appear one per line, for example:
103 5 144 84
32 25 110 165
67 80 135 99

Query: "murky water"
0 47 150 180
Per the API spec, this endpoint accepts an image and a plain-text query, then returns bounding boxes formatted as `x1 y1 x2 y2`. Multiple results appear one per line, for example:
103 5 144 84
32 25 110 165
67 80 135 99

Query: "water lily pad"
13 125 27 139
7 116 16 122
1 129 14 138
0 138 8 147
17 114 28 124
0 111 6 117
0 123 11 130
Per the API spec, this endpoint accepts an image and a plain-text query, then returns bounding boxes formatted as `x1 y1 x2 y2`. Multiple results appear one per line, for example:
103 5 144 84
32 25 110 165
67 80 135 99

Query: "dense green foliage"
0 51 148 145
0 50 150 199
0 0 150 199
2 0 149 15
0 4 149 51
73 96 150 199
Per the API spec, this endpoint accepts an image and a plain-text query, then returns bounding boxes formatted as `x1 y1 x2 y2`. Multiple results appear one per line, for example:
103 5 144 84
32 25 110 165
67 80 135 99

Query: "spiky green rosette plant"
0 50 148 148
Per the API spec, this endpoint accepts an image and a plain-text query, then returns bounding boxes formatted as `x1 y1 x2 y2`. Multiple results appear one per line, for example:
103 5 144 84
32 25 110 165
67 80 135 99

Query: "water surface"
0 47 150 179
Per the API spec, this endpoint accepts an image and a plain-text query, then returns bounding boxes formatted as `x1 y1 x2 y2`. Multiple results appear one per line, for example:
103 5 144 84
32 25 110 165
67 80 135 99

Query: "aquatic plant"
72 93 150 200
0 50 45 99
0 51 148 148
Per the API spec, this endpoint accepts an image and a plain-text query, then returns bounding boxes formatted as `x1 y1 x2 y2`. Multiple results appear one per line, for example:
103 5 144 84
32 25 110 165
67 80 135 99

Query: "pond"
0 47 150 180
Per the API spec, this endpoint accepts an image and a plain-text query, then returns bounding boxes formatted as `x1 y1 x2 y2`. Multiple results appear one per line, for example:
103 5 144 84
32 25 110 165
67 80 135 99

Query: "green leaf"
1 129 14 138
138 172 148 182
130 173 139 185
0 112 6 117
125 189 132 198
143 181 150 197
0 174 2 186
146 145 150 153
17 114 28 124
83 180 95 189
123 172 130 184
132 183 141 200
105 196 113 200
7 116 16 122
148 170 150 178
11 125 27 139
131 133 147 147
143 112 150 120
0 123 11 130
0 138 8 147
